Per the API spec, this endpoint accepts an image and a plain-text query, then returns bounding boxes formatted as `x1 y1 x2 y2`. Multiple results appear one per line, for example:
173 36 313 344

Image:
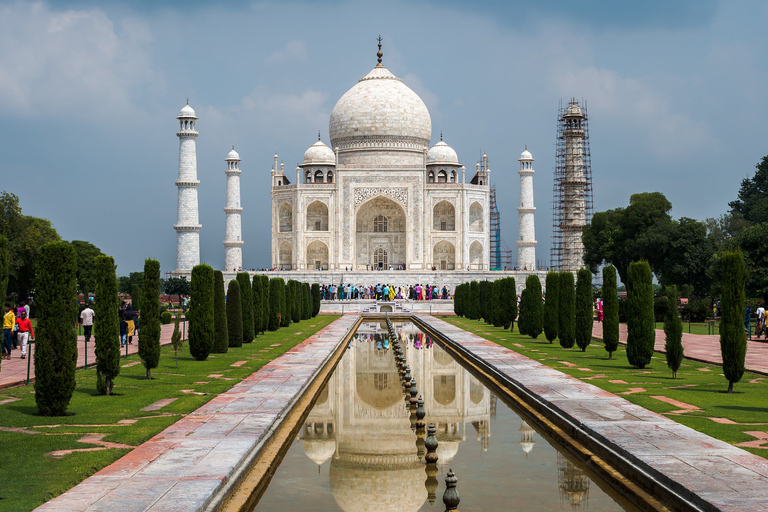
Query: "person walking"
16 309 33 359
80 303 95 344
3 304 15 359
757 302 766 340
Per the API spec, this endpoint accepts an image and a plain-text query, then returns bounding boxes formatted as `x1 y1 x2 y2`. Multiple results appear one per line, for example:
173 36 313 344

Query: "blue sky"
1 0 765 275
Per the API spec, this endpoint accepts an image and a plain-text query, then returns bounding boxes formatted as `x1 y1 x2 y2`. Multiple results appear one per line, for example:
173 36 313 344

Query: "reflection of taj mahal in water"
300 321 492 511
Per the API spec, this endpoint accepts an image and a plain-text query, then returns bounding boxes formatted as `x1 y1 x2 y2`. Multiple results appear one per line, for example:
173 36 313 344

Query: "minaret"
562 99 587 271
517 147 537 271
175 99 201 272
223 146 244 272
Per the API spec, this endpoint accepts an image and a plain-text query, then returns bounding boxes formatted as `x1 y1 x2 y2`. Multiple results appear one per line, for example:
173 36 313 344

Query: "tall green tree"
505 277 518 330
479 281 492 324
0 234 8 304
171 313 183 368
311 283 321 317
189 264 214 360
453 283 464 317
288 280 300 324
523 275 543 339
94 255 120 395
720 251 747 393
602 265 620 359
212 271 228 353
268 278 284 330
131 283 141 311
236 272 254 343
729 155 768 225
490 280 503 327
658 217 714 295
70 240 105 303
626 261 655 369
518 288 528 335
468 281 480 320
543 272 559 343
278 278 290 327
558 272 575 348
252 275 264 334
575 268 593 352
34 241 77 416
735 223 768 303
227 279 243 348
303 282 312 319
139 259 161 379
663 285 684 379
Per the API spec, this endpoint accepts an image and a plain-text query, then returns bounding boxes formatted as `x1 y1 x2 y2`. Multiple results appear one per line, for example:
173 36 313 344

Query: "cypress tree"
575 268 593 352
664 285 684 378
626 261 655 369
602 265 620 359
453 283 462 316
139 259 161 379
558 272 576 348
489 280 502 327
278 278 290 327
469 281 480 320
189 264 215 361
0 235 8 311
261 275 270 326
479 280 492 323
524 274 543 339
543 271 559 343
311 283 321 317
303 283 312 319
502 277 517 330
518 288 528 335
268 278 281 330
171 313 183 368
237 272 254 343
227 279 243 348
288 280 301 323
212 271 228 353
252 274 263 335
34 241 78 416
131 283 141 311
94 255 120 395
720 251 747 393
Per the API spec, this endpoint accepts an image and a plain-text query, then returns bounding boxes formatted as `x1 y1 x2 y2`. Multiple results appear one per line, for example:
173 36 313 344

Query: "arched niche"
279 202 293 232
355 196 406 269
279 241 293 269
469 202 483 232
306 240 329 270
433 200 455 231
433 241 455 270
469 241 483 270
433 374 456 406
314 170 324 183
306 201 329 231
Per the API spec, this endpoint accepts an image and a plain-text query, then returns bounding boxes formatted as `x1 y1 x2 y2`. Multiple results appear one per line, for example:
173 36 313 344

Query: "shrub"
236 272 254 343
626 261 654 369
523 275 543 339
278 278 290 327
34 241 78 416
268 278 284 331
139 259 161 379
311 283 321 317
288 280 300 324
653 296 668 322
575 268 593 352
479 280 492 324
227 279 243 348
189 264 214 361
303 282 312 320
602 265 620 359
558 272 576 348
543 272 559 343
252 275 264 334
94 255 120 395
453 283 465 317
720 251 747 393
212 271 228 353
681 299 710 322
260 275 270 326
664 285 684 378
490 280 503 327
468 281 480 320
161 311 172 324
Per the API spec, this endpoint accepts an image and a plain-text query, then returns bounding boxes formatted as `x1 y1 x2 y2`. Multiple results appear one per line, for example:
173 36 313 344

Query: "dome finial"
376 35 383 66
440 130 443 141
186 97 189 105
525 144 527 150
318 131 321 141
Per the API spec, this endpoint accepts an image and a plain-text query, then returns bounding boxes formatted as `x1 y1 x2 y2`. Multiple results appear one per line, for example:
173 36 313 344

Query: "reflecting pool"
255 321 633 511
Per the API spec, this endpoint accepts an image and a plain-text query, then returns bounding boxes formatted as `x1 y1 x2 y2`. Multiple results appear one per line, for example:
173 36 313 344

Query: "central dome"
329 65 432 154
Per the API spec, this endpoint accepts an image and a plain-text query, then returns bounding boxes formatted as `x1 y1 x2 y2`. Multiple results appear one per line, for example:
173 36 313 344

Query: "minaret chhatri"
224 146 244 272
517 146 537 271
175 99 201 272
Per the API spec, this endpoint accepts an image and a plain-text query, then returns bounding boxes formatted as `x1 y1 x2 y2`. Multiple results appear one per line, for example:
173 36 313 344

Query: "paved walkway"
0 322 188 389
35 315 358 512
591 322 768 375
423 315 768 512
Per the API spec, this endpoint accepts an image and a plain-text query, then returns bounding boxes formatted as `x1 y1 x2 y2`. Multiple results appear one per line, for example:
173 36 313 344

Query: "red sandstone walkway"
0 322 188 389
591 322 768 375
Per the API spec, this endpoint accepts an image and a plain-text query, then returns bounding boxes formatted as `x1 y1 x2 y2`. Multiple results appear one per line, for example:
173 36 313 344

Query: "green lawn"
0 315 338 511
445 317 768 459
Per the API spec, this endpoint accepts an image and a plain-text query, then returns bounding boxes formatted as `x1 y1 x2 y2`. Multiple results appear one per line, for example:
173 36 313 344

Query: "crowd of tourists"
319 283 451 301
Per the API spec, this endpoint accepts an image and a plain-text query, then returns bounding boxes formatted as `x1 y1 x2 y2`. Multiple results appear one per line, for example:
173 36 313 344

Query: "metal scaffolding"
489 184 514 270
551 98 593 271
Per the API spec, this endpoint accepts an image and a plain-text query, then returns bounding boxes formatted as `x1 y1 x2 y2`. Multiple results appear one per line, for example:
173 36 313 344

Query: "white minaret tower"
175 100 201 272
223 146 243 272
517 147 537 271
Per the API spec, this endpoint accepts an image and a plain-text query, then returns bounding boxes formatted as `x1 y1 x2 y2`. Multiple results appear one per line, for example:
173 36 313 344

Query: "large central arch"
355 196 406 269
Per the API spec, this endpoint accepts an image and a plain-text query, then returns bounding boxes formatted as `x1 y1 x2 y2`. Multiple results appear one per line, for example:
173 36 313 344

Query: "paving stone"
141 398 178 412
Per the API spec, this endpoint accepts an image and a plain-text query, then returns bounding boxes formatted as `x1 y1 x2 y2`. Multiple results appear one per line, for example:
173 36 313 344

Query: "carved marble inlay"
353 187 408 209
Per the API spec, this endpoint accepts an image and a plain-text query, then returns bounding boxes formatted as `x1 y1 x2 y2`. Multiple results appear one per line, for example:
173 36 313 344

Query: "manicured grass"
445 317 768 459
0 315 338 511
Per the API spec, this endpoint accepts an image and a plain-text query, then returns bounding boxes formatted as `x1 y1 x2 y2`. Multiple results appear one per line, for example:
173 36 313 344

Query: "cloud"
267 40 308 63
0 2 157 121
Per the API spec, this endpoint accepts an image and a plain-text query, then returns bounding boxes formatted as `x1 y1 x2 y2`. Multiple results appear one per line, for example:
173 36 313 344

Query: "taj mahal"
173 39 590 294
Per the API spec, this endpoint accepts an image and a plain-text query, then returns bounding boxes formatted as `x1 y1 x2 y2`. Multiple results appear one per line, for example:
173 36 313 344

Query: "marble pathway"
591 322 768 375
35 315 359 512
422 314 768 511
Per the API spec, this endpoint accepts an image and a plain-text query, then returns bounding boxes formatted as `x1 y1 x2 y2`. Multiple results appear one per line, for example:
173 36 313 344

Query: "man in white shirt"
757 303 766 340
80 304 95 343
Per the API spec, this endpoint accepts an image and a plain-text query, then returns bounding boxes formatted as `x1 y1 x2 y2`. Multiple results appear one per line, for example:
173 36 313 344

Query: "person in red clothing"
16 309 33 359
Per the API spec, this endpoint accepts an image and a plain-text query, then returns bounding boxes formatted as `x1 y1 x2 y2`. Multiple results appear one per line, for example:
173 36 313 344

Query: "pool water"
254 321 632 511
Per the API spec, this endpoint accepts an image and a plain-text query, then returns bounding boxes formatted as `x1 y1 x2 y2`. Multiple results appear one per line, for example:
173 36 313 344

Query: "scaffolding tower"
489 184 514 270
551 98 594 271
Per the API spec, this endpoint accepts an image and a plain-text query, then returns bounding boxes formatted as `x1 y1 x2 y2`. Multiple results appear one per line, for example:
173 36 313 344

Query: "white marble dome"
427 140 459 166
226 147 240 161
329 66 431 149
565 102 583 116
519 148 533 160
178 102 197 119
302 140 336 166
302 438 336 466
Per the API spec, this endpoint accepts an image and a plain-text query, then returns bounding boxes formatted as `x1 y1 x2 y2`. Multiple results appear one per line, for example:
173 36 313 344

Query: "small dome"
521 441 535 455
519 148 533 161
435 441 459 463
426 140 459 166
302 438 336 466
178 102 197 119
302 140 336 166
226 146 240 161
565 102 583 117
